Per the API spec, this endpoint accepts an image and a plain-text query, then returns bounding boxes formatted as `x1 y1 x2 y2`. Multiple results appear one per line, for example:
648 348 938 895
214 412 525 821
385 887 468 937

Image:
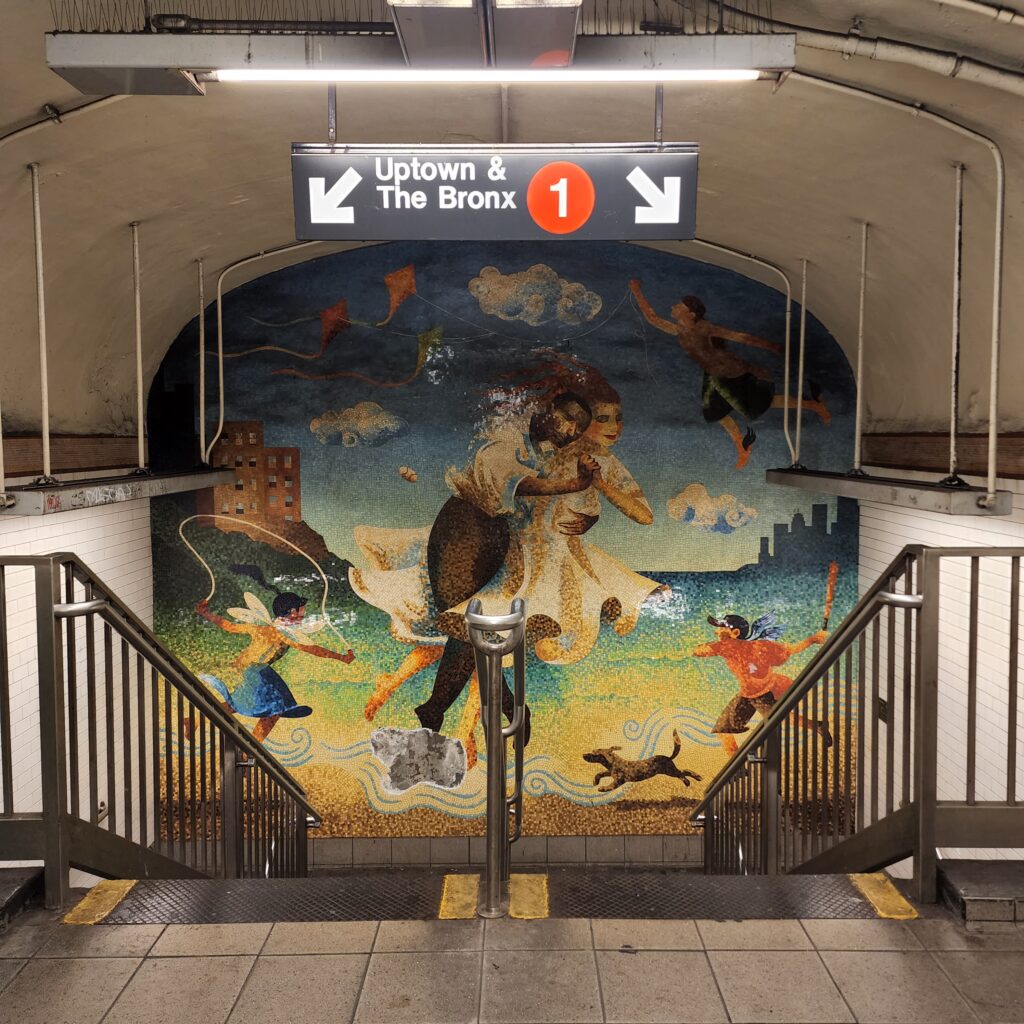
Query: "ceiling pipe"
130 221 147 473
29 163 56 486
701 6 1024 98
0 96 127 156
789 70 1004 507
851 223 869 476
205 241 324 463
794 258 808 469
929 0 1024 26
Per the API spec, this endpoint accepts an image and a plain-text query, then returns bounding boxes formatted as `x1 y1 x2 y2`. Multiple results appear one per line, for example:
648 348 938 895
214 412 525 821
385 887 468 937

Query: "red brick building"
198 421 301 528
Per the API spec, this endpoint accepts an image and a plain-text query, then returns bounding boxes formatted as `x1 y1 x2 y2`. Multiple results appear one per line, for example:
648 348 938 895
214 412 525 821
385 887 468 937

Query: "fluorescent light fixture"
213 67 761 84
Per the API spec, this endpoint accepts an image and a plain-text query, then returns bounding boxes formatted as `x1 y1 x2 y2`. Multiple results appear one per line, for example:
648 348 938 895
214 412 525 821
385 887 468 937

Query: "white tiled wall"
0 493 153 840
860 469 1024 862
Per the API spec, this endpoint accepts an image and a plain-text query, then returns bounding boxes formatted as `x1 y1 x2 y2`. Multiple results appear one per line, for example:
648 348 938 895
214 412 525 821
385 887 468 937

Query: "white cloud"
666 483 757 534
468 264 602 326
310 401 407 447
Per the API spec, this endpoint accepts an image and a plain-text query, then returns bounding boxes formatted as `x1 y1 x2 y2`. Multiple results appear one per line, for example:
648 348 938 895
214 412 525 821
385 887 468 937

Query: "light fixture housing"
213 66 763 83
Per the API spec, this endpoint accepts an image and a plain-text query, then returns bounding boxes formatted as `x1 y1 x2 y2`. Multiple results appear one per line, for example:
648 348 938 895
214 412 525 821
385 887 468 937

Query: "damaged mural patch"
148 240 857 839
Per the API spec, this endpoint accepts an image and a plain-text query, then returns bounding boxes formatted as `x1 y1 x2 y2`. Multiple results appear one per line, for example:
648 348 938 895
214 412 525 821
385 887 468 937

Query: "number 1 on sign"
550 178 568 219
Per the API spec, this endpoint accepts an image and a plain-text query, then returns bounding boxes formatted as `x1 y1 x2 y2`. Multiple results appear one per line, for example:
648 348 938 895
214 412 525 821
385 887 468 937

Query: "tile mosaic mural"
149 241 858 837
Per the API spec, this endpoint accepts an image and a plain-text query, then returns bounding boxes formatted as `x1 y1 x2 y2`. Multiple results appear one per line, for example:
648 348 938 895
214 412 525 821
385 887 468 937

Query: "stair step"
938 858 1024 923
0 868 43 924
68 868 914 925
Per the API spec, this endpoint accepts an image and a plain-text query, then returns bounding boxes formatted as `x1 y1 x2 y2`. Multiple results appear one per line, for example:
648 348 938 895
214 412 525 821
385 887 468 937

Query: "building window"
267 475 277 487
250 478 257 490
234 433 242 446
285 515 294 522
235 504 244 515
250 501 258 512
248 457 257 468
234 456 243 467
267 455 277 468
248 431 257 445
284 494 294 507
284 455 293 468
269 495 278 506
235 479 243 490
284 477 293 489
221 502 229 514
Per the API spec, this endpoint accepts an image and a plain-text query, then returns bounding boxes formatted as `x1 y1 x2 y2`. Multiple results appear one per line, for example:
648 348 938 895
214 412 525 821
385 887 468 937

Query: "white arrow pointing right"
309 168 363 224
627 167 681 225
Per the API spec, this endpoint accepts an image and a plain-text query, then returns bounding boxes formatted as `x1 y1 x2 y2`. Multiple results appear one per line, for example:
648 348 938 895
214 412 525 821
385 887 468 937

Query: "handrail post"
760 732 781 874
913 548 940 902
36 557 69 908
466 599 527 919
220 736 243 878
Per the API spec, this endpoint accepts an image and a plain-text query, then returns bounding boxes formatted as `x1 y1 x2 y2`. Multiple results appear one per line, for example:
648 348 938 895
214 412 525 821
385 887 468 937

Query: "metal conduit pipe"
724 7 1024 98
929 0 1024 25
205 240 323 463
131 221 146 471
852 223 869 474
0 97 127 154
29 163 55 485
789 70 1005 507
686 239 795 464
795 259 808 468
946 164 966 484
197 258 206 459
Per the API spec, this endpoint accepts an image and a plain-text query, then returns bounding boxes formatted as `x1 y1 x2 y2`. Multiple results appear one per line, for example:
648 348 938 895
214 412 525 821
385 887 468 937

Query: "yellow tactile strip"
849 872 919 920
439 873 551 919
63 879 138 925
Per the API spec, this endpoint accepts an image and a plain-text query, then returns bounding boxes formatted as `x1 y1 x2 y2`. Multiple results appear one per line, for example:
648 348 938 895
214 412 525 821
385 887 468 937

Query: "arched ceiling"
1 0 1022 442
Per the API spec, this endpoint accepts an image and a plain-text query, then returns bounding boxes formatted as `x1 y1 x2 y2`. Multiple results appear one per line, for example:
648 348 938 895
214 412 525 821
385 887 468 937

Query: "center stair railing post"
466 598 527 919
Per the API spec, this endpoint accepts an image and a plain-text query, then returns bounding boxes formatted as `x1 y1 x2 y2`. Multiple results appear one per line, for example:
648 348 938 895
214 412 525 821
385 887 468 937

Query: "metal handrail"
691 543 924 820
54 552 314 813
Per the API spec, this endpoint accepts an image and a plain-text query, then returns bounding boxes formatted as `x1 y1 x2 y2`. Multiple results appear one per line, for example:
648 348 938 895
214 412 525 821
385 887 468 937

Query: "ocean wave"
622 707 718 751
263 726 315 767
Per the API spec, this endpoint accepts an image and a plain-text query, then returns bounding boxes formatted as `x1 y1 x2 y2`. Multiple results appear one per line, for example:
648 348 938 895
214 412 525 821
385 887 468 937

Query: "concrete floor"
0 904 1021 1023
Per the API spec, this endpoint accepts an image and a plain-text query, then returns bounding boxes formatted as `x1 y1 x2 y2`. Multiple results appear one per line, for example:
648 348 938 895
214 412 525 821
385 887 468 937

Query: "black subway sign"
291 143 698 241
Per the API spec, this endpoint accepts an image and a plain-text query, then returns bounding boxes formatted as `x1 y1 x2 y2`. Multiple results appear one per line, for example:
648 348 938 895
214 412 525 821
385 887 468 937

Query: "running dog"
582 730 702 791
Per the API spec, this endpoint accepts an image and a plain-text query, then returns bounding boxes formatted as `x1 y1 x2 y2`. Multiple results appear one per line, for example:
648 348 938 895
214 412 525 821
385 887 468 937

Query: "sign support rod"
327 84 337 145
942 164 966 486
197 258 206 463
29 163 56 485
654 83 664 147
131 221 147 472
851 222 869 475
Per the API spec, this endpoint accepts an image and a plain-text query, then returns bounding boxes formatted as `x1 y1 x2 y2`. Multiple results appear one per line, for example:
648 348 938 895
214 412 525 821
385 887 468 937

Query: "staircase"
0 552 316 908
691 545 1024 902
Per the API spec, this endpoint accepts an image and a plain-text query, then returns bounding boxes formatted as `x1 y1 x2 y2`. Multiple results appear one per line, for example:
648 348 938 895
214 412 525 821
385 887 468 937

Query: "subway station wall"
149 241 858 837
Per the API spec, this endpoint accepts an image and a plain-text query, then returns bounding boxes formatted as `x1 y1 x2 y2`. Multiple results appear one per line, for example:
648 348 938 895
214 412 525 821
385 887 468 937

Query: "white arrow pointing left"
309 168 363 224
627 167 681 225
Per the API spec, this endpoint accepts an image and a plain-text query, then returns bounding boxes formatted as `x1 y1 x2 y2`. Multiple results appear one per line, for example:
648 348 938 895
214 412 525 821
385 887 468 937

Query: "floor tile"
0 925 56 958
104 955 255 1024
0 960 24 993
820 950 975 1023
36 925 165 958
709 950 853 1023
0 956 139 1024
592 919 702 951
263 921 378 955
597 950 727 1023
697 918 812 950
801 918 924 950
150 923 271 956
375 919 483 952
228 954 368 1024
907 917 1024 950
484 917 592 950
481 949 601 1023
933 952 1024 1023
354 951 480 1024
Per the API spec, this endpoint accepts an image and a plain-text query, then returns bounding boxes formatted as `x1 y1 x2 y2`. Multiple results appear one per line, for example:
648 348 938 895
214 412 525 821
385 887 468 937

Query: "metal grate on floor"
101 868 880 924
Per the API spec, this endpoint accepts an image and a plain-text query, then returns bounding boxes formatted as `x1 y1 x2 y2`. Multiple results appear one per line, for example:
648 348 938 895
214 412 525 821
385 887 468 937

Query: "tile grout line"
798 918 860 1024
95 950 152 1023
219 923 275 1024
700 944 735 1024
476 924 485 1024
922 945 985 1024
588 918 608 1024
350 920 382 1024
